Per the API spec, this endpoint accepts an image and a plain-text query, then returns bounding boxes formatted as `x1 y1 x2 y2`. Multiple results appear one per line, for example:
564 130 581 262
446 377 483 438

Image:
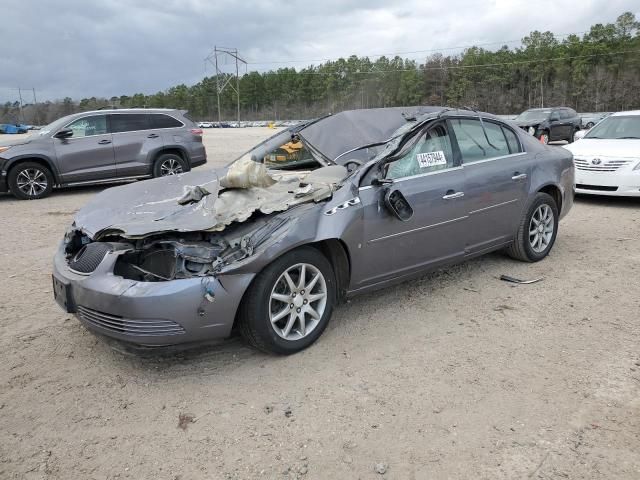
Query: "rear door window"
449 119 510 162
110 114 149 133
149 114 183 129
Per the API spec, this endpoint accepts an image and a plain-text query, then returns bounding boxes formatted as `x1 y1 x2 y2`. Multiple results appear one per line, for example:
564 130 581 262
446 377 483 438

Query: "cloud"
0 0 637 102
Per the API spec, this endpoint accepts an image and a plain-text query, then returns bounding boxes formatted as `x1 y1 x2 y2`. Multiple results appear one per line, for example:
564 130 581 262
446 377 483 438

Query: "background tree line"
2 12 639 125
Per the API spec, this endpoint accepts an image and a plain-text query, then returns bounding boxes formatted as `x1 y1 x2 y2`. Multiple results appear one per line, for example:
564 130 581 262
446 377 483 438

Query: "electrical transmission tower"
205 46 246 125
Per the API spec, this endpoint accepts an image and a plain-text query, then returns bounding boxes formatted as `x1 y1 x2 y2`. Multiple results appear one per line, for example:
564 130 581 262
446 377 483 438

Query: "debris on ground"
374 462 388 474
177 413 195 430
499 274 544 285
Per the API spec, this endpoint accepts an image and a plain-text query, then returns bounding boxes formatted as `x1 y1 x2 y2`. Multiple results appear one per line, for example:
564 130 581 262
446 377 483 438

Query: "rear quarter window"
149 114 183 129
501 126 522 153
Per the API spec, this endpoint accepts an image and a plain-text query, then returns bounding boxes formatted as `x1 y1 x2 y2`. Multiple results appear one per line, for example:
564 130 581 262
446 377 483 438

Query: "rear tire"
586 122 595 129
238 247 336 355
153 153 187 177
506 192 559 262
8 161 54 200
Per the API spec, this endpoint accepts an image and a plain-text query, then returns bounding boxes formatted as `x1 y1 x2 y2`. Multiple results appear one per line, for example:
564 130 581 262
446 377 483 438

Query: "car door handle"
512 173 528 181
442 191 464 200
98 139 111 145
147 133 159 138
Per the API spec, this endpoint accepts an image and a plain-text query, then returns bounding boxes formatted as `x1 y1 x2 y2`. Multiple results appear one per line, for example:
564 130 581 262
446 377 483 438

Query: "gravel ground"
1 128 639 479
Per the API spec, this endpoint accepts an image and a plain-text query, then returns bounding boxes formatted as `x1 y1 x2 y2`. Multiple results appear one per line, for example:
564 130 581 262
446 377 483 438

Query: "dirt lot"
1 128 639 479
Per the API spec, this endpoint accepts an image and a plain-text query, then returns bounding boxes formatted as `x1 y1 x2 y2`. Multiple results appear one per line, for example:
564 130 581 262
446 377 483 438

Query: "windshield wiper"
616 136 640 139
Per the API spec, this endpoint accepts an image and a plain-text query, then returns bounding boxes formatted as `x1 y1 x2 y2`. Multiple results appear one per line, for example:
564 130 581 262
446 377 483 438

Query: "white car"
198 122 214 128
564 111 640 197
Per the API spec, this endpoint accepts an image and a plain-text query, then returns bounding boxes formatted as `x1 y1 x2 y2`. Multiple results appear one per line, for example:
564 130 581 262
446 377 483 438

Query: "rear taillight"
190 129 203 136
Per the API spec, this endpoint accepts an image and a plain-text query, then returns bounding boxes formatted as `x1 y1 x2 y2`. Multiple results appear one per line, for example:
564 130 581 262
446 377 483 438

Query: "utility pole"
17 87 24 123
205 46 246 125
32 88 41 126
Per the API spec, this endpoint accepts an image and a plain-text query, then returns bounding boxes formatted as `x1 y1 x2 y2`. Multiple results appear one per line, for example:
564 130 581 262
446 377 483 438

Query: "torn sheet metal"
73 162 347 239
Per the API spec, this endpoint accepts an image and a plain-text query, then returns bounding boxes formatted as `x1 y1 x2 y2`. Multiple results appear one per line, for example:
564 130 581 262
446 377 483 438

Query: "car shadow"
575 193 640 209
99 251 513 374
0 182 136 203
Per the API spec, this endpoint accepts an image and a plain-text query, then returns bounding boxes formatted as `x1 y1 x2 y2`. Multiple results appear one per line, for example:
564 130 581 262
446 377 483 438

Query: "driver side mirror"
574 129 587 140
54 128 73 139
384 189 414 221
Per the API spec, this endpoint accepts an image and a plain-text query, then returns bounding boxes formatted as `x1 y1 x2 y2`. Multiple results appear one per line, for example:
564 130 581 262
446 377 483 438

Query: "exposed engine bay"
64 213 296 282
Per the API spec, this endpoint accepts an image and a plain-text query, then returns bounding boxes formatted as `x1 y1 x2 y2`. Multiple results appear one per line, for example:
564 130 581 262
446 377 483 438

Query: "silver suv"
0 108 206 200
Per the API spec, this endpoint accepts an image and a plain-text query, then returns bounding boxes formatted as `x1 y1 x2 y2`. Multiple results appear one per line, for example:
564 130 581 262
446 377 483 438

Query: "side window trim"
109 113 185 134
60 114 111 138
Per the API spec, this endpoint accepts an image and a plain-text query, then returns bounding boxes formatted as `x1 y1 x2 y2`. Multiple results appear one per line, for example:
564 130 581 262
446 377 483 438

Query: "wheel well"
311 239 351 302
229 239 352 335
7 158 57 183
155 148 187 165
539 185 562 214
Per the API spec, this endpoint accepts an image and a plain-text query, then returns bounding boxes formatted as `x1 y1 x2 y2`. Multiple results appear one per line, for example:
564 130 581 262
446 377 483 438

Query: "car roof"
611 110 640 117
76 108 181 115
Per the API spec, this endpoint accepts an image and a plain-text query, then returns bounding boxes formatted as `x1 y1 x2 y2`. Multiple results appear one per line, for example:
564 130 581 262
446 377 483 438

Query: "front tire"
238 247 336 355
153 153 187 177
506 192 559 262
8 162 54 200
537 131 550 144
569 128 579 143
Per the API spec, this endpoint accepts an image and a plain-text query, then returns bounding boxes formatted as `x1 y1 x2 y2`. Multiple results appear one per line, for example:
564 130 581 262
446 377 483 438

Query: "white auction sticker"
416 151 446 168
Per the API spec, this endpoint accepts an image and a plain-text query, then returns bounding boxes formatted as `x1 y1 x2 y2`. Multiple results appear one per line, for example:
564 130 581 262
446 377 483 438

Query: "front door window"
65 115 108 138
386 124 454 179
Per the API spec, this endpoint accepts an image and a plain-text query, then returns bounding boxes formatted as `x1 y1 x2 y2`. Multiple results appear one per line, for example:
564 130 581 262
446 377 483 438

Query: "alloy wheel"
159 158 183 176
529 204 554 253
269 263 327 341
16 168 48 197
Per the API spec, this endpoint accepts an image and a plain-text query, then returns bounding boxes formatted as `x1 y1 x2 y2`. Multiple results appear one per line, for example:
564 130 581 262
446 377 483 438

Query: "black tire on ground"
152 153 187 178
537 131 550 144
586 122 595 129
238 246 337 355
8 161 54 200
506 192 559 262
569 128 580 143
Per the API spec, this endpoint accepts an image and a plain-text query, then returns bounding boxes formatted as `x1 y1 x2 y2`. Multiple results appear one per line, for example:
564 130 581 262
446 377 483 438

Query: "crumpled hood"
73 162 347 239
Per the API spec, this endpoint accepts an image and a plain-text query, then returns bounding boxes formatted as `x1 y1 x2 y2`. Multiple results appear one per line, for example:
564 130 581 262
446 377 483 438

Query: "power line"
270 49 640 76
244 30 592 65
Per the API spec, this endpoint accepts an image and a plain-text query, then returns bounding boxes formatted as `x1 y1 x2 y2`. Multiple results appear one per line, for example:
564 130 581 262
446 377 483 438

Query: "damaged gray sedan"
52 107 574 354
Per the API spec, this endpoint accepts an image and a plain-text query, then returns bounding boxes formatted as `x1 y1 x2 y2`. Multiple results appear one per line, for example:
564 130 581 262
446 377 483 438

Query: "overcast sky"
0 0 638 103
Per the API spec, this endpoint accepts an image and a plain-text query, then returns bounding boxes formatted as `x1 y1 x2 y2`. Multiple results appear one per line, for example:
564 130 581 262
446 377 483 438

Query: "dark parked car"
514 107 581 144
0 108 206 200
52 107 574 354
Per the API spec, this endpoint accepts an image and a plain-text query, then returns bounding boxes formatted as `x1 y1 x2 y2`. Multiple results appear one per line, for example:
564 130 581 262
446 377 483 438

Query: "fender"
3 154 62 183
153 144 191 162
